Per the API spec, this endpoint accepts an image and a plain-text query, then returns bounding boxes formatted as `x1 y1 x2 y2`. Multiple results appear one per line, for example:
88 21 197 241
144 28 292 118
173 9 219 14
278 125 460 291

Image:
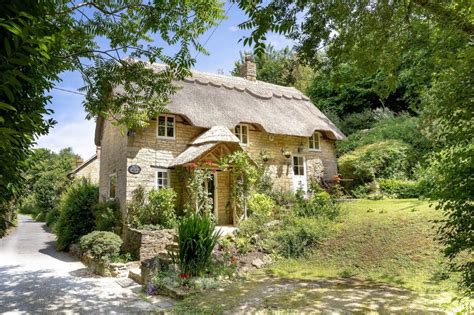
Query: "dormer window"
157 115 175 139
308 132 320 151
235 124 249 145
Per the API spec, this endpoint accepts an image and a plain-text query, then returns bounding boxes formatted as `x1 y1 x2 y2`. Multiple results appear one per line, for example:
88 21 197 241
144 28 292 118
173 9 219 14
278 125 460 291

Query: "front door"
292 155 308 193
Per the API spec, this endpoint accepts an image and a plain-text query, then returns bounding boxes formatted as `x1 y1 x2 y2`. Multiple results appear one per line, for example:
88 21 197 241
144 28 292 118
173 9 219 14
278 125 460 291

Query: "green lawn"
269 198 457 293
174 199 468 313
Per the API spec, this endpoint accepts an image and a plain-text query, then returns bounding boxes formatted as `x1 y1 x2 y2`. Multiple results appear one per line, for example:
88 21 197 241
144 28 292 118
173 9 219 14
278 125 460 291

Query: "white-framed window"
156 169 170 189
108 173 117 199
293 156 305 176
234 124 249 145
157 115 175 139
308 132 321 151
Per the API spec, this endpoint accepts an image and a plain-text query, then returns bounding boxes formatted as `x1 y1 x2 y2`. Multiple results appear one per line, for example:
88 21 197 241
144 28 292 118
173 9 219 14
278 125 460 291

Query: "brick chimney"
240 55 256 81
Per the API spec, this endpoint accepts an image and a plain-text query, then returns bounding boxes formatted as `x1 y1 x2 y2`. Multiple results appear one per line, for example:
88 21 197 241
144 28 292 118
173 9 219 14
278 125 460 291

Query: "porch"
169 126 245 226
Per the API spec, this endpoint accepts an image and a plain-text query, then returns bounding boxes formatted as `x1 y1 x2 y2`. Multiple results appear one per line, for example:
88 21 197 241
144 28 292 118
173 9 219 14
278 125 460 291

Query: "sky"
35 2 294 159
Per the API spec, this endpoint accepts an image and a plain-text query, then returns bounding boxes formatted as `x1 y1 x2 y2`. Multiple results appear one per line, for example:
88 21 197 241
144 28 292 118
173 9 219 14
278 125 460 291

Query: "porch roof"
169 126 241 167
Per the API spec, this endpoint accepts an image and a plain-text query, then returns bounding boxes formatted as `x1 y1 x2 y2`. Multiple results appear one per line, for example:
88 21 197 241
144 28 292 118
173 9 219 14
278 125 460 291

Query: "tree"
0 0 224 232
231 45 313 92
234 0 473 295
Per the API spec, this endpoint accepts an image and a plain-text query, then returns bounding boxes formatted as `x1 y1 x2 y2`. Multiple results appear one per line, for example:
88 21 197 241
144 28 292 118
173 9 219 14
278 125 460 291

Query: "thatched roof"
170 126 241 167
191 125 240 145
95 64 345 146
151 64 345 140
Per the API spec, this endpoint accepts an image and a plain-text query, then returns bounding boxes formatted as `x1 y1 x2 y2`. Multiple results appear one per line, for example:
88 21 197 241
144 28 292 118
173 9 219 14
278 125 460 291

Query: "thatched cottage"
95 58 345 226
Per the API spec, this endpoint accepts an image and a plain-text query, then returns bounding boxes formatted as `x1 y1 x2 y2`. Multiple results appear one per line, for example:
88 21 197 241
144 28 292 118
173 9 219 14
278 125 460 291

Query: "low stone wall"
123 226 177 261
81 253 139 277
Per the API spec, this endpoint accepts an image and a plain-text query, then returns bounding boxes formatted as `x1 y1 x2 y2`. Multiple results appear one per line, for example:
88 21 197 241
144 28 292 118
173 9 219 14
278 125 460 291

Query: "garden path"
0 215 172 313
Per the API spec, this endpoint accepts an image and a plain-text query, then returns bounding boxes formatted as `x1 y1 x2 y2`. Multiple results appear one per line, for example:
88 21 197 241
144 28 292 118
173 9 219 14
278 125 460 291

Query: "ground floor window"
156 169 170 189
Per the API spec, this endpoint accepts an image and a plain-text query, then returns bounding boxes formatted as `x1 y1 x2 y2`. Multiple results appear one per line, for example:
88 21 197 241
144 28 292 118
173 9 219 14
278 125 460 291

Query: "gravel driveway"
0 215 157 314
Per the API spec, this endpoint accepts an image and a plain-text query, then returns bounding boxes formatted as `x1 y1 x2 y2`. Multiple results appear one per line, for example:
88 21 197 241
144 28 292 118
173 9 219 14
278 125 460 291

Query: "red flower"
207 160 213 166
179 273 190 279
190 162 197 169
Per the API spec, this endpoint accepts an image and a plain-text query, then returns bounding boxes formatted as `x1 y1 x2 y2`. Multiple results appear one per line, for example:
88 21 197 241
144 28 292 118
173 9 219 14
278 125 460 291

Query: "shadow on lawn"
176 275 449 314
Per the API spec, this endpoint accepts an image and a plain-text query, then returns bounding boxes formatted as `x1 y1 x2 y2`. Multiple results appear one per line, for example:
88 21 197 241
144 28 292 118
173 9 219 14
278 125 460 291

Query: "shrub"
338 140 410 184
270 189 296 206
295 191 339 220
79 231 123 263
17 195 38 215
32 171 70 218
337 115 430 157
128 186 177 229
171 214 221 276
350 184 372 198
275 217 330 258
339 109 378 135
146 188 177 228
35 212 46 222
379 179 420 198
45 207 60 227
93 200 122 233
55 180 99 250
248 193 275 216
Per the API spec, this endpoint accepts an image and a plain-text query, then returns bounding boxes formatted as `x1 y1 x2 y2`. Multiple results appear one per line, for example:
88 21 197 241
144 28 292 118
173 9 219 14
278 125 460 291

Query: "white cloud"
265 33 295 48
228 26 239 32
35 117 96 159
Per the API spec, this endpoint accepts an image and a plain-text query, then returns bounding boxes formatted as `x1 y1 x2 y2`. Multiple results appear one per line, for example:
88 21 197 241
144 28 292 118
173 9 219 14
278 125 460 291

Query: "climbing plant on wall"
220 151 259 223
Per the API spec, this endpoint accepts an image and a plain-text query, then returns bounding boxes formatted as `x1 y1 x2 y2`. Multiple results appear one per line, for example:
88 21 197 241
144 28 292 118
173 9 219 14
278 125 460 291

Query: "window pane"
299 166 304 175
167 117 174 138
167 127 174 137
309 138 314 149
157 178 163 186
235 125 240 134
242 134 248 144
293 166 299 175
158 116 165 125
158 117 166 136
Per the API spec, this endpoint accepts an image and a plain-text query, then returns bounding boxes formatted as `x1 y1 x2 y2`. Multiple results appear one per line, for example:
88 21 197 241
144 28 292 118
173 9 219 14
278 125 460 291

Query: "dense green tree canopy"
235 0 473 294
231 45 313 91
0 0 224 229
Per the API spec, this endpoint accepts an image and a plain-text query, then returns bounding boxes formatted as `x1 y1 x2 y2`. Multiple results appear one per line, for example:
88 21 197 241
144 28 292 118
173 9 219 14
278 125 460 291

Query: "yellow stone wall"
125 116 205 205
99 116 338 225
98 120 128 217
74 158 100 184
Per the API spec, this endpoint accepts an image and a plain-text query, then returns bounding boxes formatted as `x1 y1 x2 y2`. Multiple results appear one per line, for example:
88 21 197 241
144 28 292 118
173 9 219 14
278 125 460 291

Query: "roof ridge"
148 62 309 101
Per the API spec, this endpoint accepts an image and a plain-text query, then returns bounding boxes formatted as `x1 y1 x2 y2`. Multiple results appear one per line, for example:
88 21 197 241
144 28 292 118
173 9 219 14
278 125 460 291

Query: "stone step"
128 268 143 285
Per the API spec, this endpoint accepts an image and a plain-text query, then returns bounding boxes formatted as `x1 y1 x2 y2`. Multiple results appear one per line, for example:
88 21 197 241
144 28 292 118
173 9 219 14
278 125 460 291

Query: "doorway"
292 155 308 193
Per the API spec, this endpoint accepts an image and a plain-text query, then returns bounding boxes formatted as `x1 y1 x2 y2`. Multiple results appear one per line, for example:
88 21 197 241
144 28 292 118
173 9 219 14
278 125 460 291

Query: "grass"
173 199 469 313
269 199 458 293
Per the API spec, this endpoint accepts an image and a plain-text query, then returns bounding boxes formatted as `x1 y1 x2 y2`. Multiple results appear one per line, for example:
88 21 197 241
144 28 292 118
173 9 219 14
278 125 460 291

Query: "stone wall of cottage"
125 116 206 203
244 125 338 189
121 117 337 224
99 120 128 215
75 158 100 184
